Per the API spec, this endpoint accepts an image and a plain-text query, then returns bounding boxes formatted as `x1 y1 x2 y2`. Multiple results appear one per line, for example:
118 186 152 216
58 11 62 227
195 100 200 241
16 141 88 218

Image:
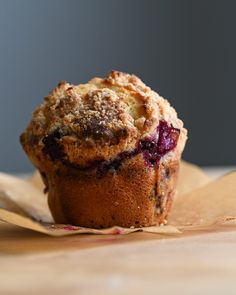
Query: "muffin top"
20 71 185 168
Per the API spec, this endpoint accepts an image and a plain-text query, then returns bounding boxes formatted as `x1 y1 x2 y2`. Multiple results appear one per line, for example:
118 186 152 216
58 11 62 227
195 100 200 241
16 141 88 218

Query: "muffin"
20 71 187 228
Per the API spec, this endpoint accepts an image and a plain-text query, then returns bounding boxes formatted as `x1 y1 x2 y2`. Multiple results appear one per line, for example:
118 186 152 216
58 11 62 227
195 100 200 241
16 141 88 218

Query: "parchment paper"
0 161 235 236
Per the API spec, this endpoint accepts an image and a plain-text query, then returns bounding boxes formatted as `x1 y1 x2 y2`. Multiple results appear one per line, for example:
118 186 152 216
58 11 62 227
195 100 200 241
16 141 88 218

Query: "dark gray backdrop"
0 0 235 172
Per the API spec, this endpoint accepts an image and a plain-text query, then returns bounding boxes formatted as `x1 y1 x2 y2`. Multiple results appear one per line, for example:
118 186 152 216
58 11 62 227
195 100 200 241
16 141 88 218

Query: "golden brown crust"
20 70 187 228
47 154 180 228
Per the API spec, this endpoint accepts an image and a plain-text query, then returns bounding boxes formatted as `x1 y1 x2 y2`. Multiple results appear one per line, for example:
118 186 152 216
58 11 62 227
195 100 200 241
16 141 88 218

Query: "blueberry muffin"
20 71 187 228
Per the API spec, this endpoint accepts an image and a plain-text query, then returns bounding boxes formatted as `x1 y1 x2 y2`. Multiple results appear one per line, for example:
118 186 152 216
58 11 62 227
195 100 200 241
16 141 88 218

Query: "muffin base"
46 154 180 228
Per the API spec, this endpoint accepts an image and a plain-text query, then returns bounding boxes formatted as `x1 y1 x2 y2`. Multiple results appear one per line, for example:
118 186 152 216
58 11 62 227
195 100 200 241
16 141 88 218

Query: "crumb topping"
20 71 185 167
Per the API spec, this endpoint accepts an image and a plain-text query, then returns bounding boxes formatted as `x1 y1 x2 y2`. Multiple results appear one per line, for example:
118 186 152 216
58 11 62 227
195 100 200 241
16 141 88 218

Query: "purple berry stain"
139 120 180 167
42 120 180 174
63 225 79 231
42 129 66 161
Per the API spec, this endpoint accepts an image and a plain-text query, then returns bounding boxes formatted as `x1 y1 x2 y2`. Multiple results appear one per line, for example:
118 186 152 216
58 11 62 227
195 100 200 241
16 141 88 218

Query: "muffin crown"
20 71 185 167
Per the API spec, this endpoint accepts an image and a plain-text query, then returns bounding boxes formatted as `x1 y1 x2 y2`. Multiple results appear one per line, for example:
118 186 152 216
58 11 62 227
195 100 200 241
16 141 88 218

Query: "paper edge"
0 208 181 236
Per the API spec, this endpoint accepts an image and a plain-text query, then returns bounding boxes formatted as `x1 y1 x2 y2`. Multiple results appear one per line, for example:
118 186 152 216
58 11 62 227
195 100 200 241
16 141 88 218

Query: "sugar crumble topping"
20 71 186 167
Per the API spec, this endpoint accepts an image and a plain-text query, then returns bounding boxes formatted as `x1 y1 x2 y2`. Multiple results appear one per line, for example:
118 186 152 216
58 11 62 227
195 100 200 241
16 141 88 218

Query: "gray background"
0 0 235 172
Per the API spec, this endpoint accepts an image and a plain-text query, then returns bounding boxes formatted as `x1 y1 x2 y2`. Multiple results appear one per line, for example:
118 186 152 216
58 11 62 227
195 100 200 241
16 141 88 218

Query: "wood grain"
1 222 236 295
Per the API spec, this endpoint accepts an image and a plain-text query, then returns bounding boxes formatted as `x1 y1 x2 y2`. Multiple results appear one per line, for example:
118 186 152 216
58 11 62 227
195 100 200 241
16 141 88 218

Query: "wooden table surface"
1 168 236 295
